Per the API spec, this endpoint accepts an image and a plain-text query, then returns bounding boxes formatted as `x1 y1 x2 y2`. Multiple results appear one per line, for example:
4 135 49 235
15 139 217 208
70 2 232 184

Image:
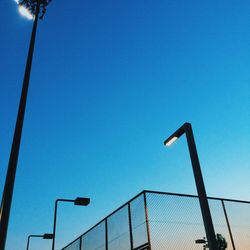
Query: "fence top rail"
62 189 250 249
62 236 81 250
144 190 250 204
62 190 145 250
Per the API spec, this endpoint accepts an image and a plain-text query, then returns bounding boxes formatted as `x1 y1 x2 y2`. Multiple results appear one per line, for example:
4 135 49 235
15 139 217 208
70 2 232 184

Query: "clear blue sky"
0 0 249 249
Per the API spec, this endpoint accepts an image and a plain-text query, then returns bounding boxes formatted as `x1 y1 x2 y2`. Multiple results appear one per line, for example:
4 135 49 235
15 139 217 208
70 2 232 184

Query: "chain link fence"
62 191 250 250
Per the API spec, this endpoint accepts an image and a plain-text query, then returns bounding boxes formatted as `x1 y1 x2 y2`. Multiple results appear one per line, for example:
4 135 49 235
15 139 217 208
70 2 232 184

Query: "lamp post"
26 233 53 250
164 122 218 250
0 1 51 249
52 197 90 250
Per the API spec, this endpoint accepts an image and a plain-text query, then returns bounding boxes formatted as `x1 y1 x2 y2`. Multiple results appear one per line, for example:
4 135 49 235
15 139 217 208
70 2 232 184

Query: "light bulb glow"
18 5 34 20
165 136 178 146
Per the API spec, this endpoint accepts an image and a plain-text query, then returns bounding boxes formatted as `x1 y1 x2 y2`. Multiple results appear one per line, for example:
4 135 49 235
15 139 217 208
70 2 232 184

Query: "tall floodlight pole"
164 122 218 250
0 1 51 249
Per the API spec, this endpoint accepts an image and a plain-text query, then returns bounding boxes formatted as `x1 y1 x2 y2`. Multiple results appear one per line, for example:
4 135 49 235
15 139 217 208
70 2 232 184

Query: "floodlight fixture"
163 123 188 147
16 0 52 19
74 197 90 206
43 233 54 239
164 136 178 146
18 4 34 20
195 234 228 250
195 238 207 244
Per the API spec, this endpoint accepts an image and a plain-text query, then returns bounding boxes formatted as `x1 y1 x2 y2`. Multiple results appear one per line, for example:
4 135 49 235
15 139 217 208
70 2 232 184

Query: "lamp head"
164 136 178 146
195 239 206 244
43 233 53 239
15 0 52 19
74 197 90 206
164 122 191 147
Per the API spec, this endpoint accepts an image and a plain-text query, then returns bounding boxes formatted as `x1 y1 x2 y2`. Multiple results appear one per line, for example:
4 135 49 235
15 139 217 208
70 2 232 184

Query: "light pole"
0 1 51 249
26 233 53 250
52 197 90 250
164 122 218 250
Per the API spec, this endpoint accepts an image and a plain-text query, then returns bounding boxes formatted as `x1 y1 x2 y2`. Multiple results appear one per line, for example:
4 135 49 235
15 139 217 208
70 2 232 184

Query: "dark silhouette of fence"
62 190 250 250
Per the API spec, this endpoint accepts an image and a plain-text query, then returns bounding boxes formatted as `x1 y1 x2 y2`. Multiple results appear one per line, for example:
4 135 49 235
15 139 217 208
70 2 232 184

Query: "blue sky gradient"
0 0 249 249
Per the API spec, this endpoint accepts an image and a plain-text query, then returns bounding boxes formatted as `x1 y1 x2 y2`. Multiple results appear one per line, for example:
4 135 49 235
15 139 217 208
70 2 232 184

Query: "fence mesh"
62 191 250 250
107 205 130 250
82 221 105 250
63 238 80 250
208 199 233 249
130 194 148 249
146 193 205 250
223 200 250 249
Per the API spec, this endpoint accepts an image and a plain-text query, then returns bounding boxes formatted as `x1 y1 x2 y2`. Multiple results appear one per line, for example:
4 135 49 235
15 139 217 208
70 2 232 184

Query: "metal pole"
185 124 218 250
26 235 44 250
52 199 75 250
0 3 40 250
26 235 31 250
52 200 59 250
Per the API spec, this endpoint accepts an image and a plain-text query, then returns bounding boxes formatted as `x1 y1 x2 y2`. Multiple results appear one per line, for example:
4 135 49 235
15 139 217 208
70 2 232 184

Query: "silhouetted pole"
52 198 90 250
164 122 218 250
185 123 218 250
0 3 40 250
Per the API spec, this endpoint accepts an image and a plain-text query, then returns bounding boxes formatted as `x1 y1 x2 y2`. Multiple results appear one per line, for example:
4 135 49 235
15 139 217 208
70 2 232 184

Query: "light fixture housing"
74 197 90 206
17 3 34 19
17 0 52 19
163 123 190 146
43 233 54 239
164 136 178 146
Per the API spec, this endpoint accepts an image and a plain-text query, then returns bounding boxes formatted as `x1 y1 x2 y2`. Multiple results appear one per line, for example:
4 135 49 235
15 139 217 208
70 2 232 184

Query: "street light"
52 197 90 250
164 122 218 250
0 1 52 249
26 233 53 250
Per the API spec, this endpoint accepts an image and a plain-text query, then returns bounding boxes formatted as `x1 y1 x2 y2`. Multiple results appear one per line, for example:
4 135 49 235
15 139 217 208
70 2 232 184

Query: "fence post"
221 200 236 250
128 203 134 250
105 218 108 250
143 191 152 250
